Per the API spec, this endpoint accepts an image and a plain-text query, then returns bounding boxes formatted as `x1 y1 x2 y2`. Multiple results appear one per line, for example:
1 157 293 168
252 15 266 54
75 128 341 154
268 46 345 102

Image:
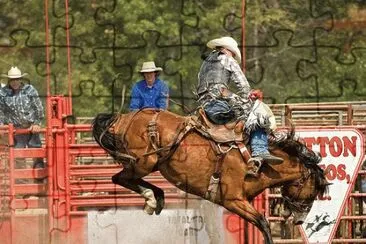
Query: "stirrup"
246 157 263 178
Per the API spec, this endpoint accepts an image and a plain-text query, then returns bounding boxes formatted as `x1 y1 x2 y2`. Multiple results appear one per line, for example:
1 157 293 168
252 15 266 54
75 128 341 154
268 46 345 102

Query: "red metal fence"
0 97 365 243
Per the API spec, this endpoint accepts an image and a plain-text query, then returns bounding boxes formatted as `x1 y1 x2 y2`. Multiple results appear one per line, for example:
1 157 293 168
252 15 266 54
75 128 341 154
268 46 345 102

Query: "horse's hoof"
143 204 155 215
154 198 165 215
155 207 163 215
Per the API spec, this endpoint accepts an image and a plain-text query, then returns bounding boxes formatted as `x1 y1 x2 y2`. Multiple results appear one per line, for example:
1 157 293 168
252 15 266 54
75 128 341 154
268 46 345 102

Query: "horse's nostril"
295 220 304 225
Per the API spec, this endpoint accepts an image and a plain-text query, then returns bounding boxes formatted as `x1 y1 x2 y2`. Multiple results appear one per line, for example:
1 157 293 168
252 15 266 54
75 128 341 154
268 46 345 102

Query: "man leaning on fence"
0 66 45 172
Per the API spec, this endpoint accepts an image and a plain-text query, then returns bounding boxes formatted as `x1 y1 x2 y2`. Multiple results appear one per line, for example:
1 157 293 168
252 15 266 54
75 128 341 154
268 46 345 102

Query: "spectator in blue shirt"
129 61 169 111
0 67 45 171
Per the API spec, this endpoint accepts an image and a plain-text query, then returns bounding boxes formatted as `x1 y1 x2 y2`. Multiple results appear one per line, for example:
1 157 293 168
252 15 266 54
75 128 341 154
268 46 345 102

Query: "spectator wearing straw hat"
129 61 169 111
0 66 45 170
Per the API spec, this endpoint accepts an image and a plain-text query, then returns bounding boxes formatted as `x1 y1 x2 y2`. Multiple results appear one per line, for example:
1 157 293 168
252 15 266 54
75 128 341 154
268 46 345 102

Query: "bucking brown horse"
92 109 329 244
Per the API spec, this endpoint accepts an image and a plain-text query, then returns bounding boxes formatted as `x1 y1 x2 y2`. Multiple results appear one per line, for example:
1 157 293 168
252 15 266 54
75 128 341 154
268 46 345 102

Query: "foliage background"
0 0 365 118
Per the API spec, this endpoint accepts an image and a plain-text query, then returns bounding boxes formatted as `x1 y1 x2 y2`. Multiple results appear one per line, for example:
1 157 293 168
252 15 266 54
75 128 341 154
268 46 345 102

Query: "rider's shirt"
0 84 44 127
197 50 251 98
196 50 276 135
129 78 169 111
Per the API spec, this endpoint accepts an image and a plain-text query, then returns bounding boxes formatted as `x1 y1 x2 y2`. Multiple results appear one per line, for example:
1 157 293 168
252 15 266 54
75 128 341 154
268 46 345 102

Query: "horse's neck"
265 159 305 187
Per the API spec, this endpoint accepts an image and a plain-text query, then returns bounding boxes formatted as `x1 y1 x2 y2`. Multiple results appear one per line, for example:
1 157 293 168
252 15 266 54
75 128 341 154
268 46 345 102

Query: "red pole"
43 0 55 239
8 125 14 244
241 1 248 242
64 120 71 230
64 0 73 115
347 198 352 239
241 0 246 72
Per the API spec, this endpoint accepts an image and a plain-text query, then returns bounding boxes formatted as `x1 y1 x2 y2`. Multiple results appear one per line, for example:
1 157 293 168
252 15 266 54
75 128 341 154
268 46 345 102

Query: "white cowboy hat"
139 61 163 73
207 36 242 62
1 66 28 79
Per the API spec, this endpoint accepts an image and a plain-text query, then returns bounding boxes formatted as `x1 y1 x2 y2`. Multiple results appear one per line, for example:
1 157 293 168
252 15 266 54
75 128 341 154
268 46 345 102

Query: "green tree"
0 0 365 117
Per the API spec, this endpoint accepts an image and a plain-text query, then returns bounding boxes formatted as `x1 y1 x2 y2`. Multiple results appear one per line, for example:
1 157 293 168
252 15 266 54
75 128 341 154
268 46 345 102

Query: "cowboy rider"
196 36 283 176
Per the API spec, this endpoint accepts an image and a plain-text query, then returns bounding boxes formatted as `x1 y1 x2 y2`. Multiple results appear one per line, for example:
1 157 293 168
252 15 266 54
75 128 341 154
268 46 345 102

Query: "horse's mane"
269 128 321 167
269 128 328 196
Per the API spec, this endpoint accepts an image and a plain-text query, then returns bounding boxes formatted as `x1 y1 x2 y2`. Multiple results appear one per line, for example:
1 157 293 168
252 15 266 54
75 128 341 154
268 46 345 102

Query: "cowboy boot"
250 128 283 164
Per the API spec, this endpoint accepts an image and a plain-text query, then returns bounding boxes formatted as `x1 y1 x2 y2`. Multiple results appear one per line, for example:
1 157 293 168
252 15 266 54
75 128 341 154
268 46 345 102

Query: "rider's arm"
221 55 252 98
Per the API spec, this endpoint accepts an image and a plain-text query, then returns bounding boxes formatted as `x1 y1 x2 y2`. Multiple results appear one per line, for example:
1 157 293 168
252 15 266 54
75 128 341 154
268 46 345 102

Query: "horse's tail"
92 113 118 155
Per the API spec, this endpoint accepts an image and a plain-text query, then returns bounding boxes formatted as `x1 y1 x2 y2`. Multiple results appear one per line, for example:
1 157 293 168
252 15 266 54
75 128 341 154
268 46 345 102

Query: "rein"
143 112 196 164
282 168 314 213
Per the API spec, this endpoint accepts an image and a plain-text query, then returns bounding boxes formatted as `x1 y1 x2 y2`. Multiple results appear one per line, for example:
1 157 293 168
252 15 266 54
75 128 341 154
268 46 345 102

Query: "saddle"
197 108 245 143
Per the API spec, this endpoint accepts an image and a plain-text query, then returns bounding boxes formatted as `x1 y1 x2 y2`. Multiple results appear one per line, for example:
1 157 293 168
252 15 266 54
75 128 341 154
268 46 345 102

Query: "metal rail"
1 99 366 244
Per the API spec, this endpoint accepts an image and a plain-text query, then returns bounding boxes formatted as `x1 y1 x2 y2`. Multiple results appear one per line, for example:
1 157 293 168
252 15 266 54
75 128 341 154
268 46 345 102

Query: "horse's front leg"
111 169 165 215
225 199 273 244
136 179 165 215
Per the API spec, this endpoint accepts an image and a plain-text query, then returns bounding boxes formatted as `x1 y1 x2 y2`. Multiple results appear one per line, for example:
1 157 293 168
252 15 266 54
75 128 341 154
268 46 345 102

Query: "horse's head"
270 129 330 225
280 166 329 225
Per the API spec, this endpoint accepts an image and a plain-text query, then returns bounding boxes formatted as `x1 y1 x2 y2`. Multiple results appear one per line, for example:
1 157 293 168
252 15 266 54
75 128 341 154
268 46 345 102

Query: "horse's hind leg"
226 200 273 244
111 169 164 215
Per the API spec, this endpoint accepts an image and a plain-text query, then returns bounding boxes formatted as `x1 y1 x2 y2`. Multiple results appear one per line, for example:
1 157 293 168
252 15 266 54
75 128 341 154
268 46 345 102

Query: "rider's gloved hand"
248 89 263 101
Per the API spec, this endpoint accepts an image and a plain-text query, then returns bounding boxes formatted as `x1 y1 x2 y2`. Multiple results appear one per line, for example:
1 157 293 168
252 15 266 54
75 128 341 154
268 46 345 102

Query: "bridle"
282 168 317 213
